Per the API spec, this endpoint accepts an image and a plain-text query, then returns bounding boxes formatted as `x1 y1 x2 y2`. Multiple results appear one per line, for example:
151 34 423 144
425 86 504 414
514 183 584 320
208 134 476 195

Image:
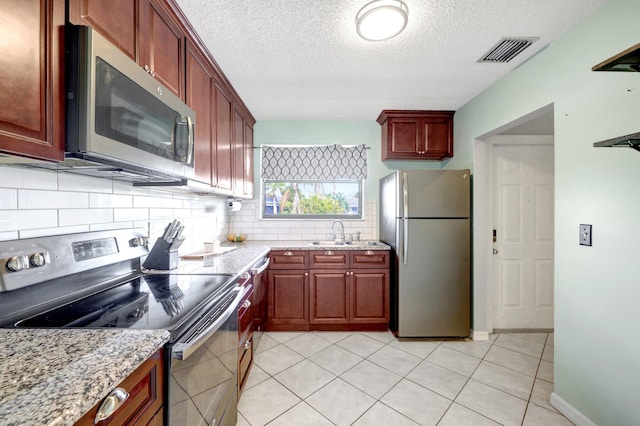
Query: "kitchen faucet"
331 220 345 243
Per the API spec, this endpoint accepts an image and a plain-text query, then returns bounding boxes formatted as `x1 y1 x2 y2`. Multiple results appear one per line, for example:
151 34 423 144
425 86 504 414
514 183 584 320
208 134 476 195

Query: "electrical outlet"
579 224 592 246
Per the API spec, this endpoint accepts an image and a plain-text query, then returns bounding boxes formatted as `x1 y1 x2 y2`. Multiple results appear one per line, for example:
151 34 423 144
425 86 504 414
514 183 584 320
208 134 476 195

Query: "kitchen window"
260 144 367 219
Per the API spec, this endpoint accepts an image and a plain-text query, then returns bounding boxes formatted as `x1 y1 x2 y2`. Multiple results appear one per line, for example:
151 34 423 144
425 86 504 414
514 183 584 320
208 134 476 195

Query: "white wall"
454 0 640 424
0 166 228 254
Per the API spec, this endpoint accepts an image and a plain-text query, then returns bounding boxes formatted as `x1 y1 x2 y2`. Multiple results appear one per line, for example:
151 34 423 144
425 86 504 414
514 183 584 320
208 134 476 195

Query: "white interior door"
493 143 554 329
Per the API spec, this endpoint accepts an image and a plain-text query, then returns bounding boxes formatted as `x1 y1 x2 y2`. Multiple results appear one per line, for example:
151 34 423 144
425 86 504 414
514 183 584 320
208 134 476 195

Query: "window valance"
261 144 368 180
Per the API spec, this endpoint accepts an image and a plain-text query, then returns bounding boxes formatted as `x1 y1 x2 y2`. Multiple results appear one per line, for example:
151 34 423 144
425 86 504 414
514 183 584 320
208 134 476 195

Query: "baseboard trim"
470 330 490 341
550 392 596 426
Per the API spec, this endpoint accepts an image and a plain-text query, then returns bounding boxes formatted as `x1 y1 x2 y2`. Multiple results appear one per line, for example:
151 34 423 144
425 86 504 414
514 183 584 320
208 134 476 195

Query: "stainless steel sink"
307 240 385 247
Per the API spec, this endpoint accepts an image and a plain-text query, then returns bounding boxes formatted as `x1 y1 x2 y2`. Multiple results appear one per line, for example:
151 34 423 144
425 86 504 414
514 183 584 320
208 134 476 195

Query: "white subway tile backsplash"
149 208 174 220
0 231 19 241
19 190 89 209
114 208 149 222
90 222 135 231
161 198 184 209
89 193 133 208
0 167 58 190
0 209 58 232
20 225 91 239
59 208 113 226
0 188 17 209
173 208 192 218
58 173 113 193
133 196 164 208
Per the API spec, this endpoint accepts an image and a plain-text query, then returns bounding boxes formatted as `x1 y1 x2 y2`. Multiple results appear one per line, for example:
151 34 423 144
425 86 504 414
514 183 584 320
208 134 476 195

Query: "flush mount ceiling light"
356 0 409 42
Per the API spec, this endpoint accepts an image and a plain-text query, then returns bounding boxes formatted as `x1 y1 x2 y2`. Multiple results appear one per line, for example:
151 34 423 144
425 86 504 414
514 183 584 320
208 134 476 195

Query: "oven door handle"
251 257 270 275
172 285 245 361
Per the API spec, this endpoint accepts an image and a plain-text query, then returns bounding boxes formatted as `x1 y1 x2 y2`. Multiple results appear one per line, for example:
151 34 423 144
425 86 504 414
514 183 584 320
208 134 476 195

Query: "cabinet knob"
242 300 251 309
324 250 335 256
304 272 308 276
283 251 293 256
244 340 251 350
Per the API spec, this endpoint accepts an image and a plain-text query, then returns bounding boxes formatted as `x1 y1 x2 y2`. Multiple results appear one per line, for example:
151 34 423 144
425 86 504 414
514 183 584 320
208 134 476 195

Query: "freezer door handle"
402 172 409 218
403 218 409 265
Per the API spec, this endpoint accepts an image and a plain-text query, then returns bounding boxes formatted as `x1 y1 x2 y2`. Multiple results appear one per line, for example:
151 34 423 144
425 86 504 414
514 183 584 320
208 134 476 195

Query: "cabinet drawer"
309 250 349 269
269 251 308 269
75 349 163 426
351 251 390 268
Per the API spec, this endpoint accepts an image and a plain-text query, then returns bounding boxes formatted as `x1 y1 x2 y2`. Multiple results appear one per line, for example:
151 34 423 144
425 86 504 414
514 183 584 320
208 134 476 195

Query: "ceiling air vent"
478 37 539 63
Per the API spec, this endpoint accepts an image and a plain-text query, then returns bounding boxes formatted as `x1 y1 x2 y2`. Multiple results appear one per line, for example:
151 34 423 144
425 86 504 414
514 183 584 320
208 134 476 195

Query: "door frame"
471 105 555 340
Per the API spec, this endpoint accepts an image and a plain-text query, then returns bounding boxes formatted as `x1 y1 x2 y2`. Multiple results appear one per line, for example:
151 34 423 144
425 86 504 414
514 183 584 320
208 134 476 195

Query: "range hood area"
592 42 640 151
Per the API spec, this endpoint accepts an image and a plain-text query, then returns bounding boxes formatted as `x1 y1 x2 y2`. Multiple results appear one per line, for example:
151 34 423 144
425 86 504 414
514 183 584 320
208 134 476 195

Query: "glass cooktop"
16 273 234 334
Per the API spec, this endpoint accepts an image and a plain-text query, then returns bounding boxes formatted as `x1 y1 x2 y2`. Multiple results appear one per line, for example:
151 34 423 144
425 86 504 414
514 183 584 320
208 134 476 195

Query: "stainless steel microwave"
66 26 195 181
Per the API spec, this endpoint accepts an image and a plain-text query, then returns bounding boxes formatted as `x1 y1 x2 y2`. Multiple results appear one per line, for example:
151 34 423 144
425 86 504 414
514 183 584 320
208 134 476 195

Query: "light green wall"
455 0 640 424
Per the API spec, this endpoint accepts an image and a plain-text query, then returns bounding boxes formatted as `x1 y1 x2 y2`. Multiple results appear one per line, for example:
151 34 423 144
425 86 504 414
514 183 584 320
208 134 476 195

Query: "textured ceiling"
175 0 607 121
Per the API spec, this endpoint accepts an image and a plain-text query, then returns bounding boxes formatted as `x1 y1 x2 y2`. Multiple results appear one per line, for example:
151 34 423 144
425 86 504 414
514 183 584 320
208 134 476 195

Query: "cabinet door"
309 270 348 324
422 115 453 160
350 270 390 324
243 121 254 198
232 105 245 197
0 0 64 161
387 119 422 158
267 270 308 330
68 0 136 60
185 39 213 184
213 81 233 194
138 0 185 99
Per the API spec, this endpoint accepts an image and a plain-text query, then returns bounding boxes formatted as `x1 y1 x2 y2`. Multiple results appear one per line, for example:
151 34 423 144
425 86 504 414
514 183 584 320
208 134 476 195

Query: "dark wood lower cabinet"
267 270 309 331
309 270 349 325
266 250 390 331
75 349 163 426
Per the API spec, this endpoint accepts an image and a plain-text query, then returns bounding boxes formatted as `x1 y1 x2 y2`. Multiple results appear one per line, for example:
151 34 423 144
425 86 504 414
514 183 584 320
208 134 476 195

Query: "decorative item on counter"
203 240 221 252
142 219 185 270
227 234 246 242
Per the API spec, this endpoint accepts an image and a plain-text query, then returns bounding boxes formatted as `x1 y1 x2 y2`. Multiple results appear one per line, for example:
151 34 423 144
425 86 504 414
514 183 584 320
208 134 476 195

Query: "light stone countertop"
0 240 388 425
0 329 169 426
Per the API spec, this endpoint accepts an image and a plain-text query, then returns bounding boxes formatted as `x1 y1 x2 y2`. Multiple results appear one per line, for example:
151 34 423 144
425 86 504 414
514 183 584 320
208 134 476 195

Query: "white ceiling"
175 0 607 121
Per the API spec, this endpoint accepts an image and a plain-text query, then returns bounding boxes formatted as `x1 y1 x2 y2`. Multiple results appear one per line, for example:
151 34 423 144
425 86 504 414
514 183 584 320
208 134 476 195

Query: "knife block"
142 238 179 270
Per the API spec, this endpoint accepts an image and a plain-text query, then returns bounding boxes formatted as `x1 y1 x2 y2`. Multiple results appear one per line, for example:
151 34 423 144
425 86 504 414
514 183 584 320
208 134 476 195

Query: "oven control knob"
129 237 148 247
29 252 49 268
6 255 29 272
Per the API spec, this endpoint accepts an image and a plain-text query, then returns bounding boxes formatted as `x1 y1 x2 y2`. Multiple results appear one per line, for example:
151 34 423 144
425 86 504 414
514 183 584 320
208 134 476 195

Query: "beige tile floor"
237 331 572 426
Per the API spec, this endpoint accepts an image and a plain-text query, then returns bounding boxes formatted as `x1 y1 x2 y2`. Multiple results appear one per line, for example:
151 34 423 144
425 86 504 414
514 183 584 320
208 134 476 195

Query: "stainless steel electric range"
0 229 244 426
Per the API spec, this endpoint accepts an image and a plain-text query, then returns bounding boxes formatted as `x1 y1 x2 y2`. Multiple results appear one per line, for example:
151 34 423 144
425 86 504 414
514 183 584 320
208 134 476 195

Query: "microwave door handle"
186 115 194 164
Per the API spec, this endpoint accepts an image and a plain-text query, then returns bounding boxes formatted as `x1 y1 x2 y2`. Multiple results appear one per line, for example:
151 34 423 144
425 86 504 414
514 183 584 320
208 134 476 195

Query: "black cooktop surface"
16 273 234 334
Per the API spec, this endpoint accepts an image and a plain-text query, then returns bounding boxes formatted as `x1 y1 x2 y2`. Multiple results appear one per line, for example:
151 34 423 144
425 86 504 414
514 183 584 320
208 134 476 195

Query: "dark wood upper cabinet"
0 0 64 161
185 39 214 184
68 0 137 61
232 105 245 197
213 81 233 194
138 0 186 99
377 110 454 161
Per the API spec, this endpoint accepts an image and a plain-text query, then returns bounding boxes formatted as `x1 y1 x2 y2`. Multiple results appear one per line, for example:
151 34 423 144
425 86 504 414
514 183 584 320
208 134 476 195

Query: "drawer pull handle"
283 251 293 256
94 387 129 423
324 250 335 256
365 250 375 255
245 340 251 350
242 300 252 309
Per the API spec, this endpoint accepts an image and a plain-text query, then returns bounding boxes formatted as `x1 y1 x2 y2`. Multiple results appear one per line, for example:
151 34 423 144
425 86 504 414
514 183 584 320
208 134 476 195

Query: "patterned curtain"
261 144 368 180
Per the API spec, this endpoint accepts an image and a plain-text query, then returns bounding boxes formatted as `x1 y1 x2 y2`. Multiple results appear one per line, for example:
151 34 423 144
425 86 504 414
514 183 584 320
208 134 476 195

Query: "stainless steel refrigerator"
380 170 471 337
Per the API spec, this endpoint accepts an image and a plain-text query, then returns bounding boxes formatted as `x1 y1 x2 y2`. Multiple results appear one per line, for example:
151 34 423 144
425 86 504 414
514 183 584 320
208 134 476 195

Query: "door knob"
493 248 499 255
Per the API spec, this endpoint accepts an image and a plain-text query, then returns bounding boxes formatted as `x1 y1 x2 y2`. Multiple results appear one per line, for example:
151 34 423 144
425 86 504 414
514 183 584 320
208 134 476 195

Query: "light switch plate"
579 224 592 246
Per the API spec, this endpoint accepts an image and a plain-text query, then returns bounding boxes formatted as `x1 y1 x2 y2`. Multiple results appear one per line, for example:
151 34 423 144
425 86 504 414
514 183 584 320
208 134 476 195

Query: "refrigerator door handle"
403 218 409 265
402 172 409 218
